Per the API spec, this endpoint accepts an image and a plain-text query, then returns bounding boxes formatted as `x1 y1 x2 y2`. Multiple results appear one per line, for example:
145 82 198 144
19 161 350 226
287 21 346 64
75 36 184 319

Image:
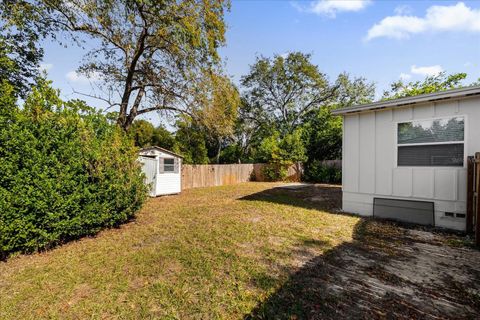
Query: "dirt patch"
242 183 342 212
67 283 95 306
2 183 478 319
246 185 480 319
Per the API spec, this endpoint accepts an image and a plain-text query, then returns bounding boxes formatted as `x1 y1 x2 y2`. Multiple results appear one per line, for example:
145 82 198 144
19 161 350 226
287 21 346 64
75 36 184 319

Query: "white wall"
155 158 181 195
138 149 182 196
342 96 480 230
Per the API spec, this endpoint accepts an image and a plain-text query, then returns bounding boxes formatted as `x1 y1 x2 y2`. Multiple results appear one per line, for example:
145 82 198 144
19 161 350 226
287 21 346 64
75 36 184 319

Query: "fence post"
476 153 480 247
467 156 474 233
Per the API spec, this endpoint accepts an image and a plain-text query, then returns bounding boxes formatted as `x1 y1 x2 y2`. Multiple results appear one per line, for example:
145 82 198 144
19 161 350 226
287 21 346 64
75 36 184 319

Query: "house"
138 146 183 196
332 86 480 231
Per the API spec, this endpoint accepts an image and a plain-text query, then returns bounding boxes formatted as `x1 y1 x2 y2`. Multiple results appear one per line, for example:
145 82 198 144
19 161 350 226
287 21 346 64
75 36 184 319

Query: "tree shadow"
240 185 480 319
239 184 342 213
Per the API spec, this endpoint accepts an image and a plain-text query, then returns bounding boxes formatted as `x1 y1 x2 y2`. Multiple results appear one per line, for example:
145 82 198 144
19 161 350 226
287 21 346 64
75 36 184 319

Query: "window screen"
397 117 464 167
163 158 175 172
398 144 464 167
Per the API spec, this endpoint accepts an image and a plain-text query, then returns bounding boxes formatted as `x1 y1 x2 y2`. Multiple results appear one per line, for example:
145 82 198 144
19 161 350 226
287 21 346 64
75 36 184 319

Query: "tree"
129 120 155 148
241 52 337 136
129 120 176 149
236 58 375 165
228 97 270 163
303 106 342 162
173 119 209 164
195 72 240 163
15 0 229 130
335 72 375 107
383 72 467 99
301 73 374 182
152 126 176 150
0 0 49 97
303 73 375 162
256 129 306 181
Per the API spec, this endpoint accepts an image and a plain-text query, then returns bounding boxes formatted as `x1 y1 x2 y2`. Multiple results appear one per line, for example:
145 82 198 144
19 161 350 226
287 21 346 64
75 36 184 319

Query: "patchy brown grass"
1 183 478 320
0 183 357 319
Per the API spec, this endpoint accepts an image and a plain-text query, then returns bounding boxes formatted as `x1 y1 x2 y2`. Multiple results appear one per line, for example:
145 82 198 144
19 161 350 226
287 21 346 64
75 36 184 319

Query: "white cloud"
66 70 101 84
410 65 443 77
366 2 480 40
399 73 411 81
367 16 426 40
293 0 371 18
39 63 53 72
394 5 412 16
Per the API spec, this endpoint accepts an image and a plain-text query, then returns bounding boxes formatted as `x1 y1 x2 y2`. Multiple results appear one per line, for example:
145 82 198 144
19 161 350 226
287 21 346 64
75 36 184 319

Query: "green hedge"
303 160 341 184
261 164 289 182
0 79 147 258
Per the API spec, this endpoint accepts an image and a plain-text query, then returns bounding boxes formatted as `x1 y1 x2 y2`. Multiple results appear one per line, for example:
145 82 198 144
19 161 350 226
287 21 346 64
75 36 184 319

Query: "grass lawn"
0 183 357 319
1 182 479 319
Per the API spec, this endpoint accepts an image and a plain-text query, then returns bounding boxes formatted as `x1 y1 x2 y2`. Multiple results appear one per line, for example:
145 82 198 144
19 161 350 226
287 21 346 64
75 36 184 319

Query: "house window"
397 116 464 167
161 158 175 172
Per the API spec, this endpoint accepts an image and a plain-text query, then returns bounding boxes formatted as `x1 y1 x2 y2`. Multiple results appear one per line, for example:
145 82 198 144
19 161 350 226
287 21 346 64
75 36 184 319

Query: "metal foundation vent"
373 198 434 226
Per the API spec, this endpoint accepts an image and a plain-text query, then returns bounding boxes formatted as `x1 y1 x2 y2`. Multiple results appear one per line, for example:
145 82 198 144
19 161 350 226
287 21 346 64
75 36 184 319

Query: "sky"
40 0 480 124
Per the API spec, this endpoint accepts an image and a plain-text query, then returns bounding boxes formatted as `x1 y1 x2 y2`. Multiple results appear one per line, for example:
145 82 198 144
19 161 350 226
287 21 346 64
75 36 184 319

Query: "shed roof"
139 146 184 159
332 85 480 115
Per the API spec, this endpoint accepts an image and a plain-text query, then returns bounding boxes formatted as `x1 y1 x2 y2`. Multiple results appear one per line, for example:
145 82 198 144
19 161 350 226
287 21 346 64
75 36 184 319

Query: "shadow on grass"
239 184 342 213
240 185 480 319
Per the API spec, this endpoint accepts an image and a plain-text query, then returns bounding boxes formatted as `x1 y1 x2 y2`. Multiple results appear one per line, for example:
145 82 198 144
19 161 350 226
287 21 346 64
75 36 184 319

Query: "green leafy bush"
0 79 147 258
261 164 288 182
303 160 341 184
257 129 306 181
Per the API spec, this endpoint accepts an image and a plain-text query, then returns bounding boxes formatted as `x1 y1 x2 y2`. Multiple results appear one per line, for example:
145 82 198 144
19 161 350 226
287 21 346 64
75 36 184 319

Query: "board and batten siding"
342 96 480 230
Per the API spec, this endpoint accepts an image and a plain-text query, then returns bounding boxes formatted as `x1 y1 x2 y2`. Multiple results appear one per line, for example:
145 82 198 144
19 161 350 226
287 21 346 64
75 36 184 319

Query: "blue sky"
40 0 480 123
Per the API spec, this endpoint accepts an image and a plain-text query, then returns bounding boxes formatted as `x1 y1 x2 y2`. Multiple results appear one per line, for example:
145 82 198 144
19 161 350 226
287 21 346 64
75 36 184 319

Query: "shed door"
140 157 157 197
373 198 434 226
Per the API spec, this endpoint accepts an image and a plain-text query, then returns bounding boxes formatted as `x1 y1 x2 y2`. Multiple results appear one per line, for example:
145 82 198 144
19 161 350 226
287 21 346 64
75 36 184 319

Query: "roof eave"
332 86 480 116
139 146 184 159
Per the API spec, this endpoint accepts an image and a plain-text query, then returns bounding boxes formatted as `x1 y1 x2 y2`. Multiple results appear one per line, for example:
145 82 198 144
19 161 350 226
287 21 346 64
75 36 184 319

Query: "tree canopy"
194 72 240 163
2 0 231 130
241 52 337 136
1 0 477 180
0 0 49 97
232 53 375 172
383 72 469 99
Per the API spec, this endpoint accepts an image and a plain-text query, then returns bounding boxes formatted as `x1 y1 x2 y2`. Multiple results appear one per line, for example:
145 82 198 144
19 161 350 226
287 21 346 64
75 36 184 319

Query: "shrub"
0 79 147 258
257 129 306 182
261 164 288 182
303 160 341 184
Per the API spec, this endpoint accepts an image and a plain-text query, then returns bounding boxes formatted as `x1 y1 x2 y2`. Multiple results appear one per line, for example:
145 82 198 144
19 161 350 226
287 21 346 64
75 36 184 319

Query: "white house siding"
155 166 181 195
342 96 480 231
138 148 182 196
154 150 181 195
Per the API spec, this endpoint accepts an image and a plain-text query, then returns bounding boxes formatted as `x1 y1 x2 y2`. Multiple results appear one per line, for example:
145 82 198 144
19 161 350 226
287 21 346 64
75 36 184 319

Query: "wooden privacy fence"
181 163 303 190
318 159 342 169
467 153 480 246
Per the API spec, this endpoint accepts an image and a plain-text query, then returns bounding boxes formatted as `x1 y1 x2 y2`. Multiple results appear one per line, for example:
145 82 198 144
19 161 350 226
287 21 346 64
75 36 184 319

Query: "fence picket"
467 157 474 233
180 160 341 190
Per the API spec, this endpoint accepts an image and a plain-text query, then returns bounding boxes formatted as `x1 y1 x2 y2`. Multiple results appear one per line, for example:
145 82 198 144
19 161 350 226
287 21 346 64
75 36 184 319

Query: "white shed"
333 86 480 231
138 146 183 197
